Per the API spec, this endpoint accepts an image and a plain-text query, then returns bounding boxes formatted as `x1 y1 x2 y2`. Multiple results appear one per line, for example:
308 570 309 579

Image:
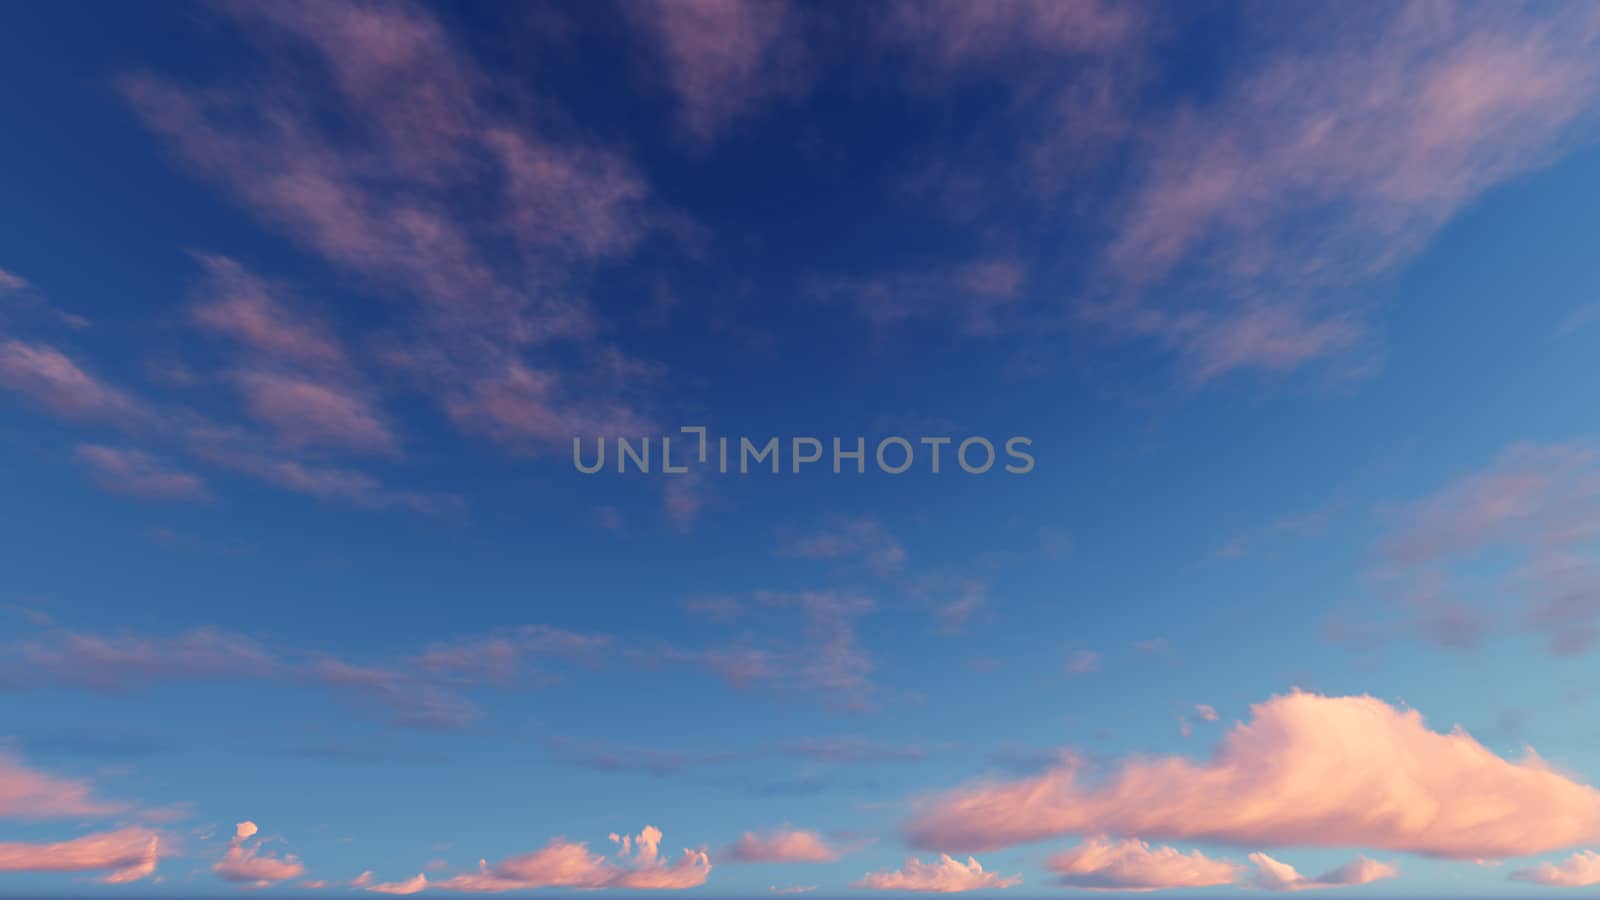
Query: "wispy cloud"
0 827 161 884
74 444 209 501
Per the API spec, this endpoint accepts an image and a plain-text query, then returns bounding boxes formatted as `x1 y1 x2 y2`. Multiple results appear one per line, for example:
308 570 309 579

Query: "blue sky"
4 0 1600 896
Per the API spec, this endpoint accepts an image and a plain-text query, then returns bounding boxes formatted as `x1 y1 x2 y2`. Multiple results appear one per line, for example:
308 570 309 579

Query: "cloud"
0 267 27 294
367 873 428 895
780 519 907 575
122 0 661 458
1248 853 1398 892
0 753 126 819
74 444 209 501
1087 3 1600 380
14 627 275 691
1065 650 1100 675
626 0 810 142
215 820 306 885
190 255 346 369
1511 850 1600 887
660 590 878 709
236 370 397 455
880 0 1137 68
1357 442 1600 654
0 339 145 422
436 825 709 892
0 827 161 884
305 658 478 731
724 829 840 863
1194 704 1218 722
905 690 1600 859
807 258 1029 337
1046 836 1240 892
854 855 1021 892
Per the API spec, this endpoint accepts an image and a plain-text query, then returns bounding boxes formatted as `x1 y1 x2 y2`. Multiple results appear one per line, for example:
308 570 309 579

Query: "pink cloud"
627 0 809 141
215 820 306 886
436 825 709 892
1512 850 1600 887
0 827 161 883
905 690 1600 859
74 444 208 501
0 753 125 819
808 257 1029 337
854 855 1021 893
190 255 345 369
0 267 28 294
1089 4 1600 380
1047 836 1240 892
17 627 275 691
0 339 143 422
881 0 1136 67
725 829 840 864
1360 442 1600 654
780 519 906 575
123 0 663 457
367 873 428 895
1248 853 1399 892
306 658 477 731
237 370 397 454
1065 650 1100 675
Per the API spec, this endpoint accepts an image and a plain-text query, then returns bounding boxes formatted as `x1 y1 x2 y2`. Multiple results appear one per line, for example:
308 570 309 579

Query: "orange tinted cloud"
1511 850 1600 887
0 827 161 883
1248 853 1398 891
854 855 1021 892
0 752 125 819
367 873 428 895
437 825 709 892
906 691 1600 859
1047 836 1240 891
725 829 840 863
214 820 306 885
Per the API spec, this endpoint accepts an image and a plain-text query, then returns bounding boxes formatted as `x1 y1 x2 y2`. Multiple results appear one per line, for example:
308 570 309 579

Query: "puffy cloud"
1047 837 1240 892
436 825 709 892
214 820 306 885
0 826 161 884
74 444 209 501
854 855 1021 892
0 752 125 819
1511 850 1600 887
905 691 1600 859
724 829 840 863
1248 853 1398 892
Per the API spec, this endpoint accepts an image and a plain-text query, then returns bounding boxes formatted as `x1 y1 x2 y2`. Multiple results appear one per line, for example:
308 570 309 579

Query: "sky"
3 0 1600 896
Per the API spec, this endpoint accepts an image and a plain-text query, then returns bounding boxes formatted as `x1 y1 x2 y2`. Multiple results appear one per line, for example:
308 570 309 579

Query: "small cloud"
1065 650 1100 675
854 855 1021 892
